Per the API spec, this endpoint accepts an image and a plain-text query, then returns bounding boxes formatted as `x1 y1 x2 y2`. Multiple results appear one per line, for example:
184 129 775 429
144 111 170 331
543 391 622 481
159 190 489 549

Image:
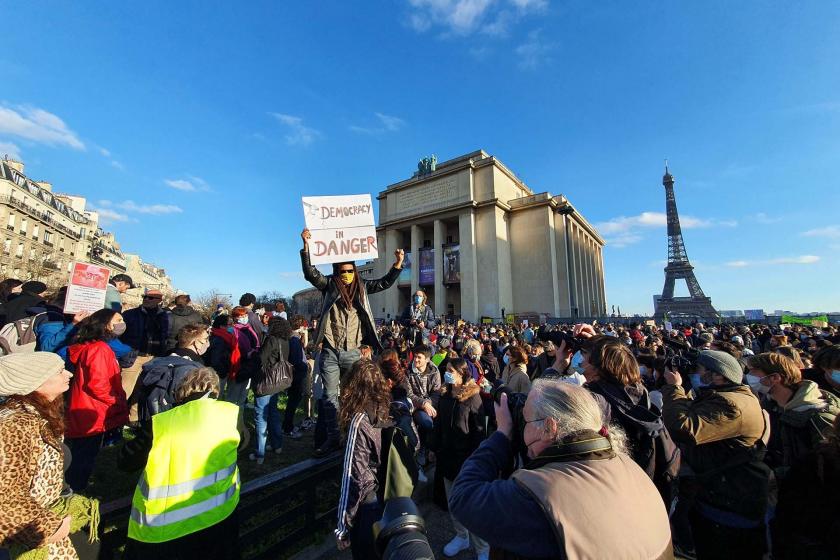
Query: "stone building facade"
368 150 606 323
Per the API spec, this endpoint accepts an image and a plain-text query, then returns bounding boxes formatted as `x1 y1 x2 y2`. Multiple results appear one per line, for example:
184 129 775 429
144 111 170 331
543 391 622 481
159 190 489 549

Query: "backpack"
0 313 46 355
377 420 419 503
137 357 201 422
597 386 681 505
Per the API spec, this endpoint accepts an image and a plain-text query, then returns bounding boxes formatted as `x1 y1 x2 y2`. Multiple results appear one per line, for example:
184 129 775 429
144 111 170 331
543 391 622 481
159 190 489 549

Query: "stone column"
410 224 421 295
433 219 445 319
458 211 479 322
598 246 607 315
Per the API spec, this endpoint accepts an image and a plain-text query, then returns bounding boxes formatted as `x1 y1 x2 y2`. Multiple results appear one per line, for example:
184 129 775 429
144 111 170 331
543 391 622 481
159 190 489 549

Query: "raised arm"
300 228 329 291
364 249 404 294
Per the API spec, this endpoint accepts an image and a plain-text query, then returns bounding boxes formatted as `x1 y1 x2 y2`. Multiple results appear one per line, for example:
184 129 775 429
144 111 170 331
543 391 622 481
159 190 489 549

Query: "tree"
20 248 66 291
256 290 287 311
194 289 232 320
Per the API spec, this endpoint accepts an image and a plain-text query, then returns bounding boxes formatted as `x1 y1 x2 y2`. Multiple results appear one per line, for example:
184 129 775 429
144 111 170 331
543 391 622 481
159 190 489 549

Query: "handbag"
254 356 294 396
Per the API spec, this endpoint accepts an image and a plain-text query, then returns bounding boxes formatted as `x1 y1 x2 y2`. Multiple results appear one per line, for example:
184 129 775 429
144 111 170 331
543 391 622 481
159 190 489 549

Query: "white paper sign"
302 194 378 265
64 262 111 314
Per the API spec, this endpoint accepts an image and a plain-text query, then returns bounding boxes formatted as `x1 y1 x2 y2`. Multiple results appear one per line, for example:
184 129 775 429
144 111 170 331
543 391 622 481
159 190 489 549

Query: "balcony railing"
43 240 54 247
0 195 82 240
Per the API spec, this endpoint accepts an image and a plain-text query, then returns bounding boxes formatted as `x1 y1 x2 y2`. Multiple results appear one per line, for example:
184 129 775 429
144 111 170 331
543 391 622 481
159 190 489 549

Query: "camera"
537 326 586 353
374 497 434 560
662 336 700 371
490 381 529 458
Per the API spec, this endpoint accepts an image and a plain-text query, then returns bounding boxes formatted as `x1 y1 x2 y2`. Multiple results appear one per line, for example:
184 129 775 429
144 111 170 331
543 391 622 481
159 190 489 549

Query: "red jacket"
66 340 129 438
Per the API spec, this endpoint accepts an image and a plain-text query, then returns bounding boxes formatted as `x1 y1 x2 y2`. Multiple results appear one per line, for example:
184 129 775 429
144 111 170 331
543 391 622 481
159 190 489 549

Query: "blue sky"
1 1 839 314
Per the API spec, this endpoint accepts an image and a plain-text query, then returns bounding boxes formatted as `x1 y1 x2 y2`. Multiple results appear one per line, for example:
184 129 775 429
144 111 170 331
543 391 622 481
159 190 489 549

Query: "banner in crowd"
744 309 765 320
64 262 110 314
443 243 460 284
398 251 412 286
301 194 377 265
419 248 434 286
782 314 829 326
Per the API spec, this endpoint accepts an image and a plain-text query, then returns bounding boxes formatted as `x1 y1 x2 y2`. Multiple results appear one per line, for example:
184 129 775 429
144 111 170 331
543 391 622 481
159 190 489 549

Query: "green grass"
85 394 316 503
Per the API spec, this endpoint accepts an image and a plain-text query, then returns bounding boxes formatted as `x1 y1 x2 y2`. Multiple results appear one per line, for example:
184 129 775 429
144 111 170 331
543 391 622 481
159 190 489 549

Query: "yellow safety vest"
128 398 241 543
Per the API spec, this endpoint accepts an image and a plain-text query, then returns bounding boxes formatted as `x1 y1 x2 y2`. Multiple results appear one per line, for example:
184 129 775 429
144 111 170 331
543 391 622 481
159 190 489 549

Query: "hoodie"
766 380 840 472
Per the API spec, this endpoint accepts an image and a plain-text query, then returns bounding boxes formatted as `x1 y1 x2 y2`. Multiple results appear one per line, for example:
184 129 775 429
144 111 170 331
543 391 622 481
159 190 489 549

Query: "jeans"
413 410 434 446
223 379 250 407
283 364 308 433
254 394 283 457
65 433 105 492
318 346 361 441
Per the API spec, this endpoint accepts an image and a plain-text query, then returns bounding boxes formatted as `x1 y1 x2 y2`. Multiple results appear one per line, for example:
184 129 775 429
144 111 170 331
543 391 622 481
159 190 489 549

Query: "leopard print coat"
0 400 77 559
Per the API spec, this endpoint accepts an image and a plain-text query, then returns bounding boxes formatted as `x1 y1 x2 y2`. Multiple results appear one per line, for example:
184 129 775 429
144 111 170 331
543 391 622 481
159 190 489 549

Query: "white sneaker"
443 535 470 557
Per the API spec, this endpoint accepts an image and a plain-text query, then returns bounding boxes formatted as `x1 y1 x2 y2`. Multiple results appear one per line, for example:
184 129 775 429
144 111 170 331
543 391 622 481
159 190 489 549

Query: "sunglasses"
143 296 162 300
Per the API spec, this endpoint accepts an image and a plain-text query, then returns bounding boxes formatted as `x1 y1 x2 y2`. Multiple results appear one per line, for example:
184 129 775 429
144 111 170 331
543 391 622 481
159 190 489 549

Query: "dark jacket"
407 361 442 410
121 306 171 356
1 291 46 325
137 354 202 422
432 379 486 480
259 334 290 371
531 352 555 380
336 410 383 541
166 305 205 350
300 249 400 353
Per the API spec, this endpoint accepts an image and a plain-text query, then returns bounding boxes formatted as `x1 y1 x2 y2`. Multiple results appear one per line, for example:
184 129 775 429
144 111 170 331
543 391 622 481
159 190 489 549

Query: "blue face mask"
689 374 707 389
503 354 510 365
413 295 423 305
444 371 457 384
831 370 840 385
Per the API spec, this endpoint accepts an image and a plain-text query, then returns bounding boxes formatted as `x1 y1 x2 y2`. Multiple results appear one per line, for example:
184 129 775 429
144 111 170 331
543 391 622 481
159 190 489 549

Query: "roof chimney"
4 158 24 174
35 181 52 192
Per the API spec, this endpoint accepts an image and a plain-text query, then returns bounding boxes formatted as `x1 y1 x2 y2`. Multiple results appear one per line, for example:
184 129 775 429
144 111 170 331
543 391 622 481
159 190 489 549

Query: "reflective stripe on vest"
130 472 239 527
138 463 238 501
127 398 240 543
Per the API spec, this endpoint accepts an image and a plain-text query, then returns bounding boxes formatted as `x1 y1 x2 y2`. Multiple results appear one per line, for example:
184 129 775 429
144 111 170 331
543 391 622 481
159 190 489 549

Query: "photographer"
449 379 672 559
400 289 436 347
662 350 770 560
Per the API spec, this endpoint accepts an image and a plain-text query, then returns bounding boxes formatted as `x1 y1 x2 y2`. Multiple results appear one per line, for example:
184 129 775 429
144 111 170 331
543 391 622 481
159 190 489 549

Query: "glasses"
524 417 545 426
339 269 354 273
143 296 162 300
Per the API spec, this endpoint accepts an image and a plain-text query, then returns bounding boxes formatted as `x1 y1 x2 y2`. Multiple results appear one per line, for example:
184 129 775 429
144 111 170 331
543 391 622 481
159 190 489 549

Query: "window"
44 231 53 246
6 214 14 230
29 248 35 261
3 239 10 255
20 218 27 234
15 242 23 257
32 224 39 239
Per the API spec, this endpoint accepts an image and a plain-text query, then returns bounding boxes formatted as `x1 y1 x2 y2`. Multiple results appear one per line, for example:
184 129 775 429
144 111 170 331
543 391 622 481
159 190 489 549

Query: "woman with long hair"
501 345 532 394
0 353 80 557
0 277 23 303
251 317 291 464
335 359 392 559
65 308 129 491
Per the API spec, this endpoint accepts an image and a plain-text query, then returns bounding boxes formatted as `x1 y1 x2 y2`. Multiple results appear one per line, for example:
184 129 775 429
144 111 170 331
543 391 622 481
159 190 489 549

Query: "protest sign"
64 262 110 314
782 314 828 327
302 194 377 265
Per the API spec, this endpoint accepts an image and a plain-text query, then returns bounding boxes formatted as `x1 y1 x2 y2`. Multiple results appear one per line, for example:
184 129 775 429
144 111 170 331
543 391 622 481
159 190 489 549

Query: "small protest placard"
64 262 111 314
302 194 378 265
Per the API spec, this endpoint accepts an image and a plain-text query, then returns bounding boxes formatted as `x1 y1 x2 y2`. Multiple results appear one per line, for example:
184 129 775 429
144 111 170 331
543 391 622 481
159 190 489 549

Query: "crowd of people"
0 239 838 560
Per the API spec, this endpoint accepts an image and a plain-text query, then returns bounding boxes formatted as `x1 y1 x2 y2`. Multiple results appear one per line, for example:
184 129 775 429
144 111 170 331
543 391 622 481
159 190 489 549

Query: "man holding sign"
300 218 403 457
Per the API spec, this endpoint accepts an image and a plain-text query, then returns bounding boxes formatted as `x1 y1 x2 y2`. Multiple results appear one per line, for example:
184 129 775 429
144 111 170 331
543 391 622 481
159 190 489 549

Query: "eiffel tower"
653 165 717 320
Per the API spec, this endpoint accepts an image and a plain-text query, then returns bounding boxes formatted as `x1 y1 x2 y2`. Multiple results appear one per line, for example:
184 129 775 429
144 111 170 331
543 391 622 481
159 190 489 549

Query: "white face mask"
745 374 771 395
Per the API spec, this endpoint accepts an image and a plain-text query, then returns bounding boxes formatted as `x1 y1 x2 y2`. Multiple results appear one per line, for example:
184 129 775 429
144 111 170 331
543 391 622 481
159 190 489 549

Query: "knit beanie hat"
699 332 714 344
0 352 66 396
697 350 743 385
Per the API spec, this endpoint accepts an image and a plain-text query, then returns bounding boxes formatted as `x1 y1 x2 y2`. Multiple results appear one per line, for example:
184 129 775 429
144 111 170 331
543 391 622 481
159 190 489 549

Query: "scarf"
211 327 241 378
334 274 359 310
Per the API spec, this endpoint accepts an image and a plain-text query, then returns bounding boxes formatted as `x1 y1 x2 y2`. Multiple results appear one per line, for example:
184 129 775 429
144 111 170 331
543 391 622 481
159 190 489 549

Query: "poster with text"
398 251 412 286
419 248 434 286
302 194 377 265
443 244 460 284
64 262 110 314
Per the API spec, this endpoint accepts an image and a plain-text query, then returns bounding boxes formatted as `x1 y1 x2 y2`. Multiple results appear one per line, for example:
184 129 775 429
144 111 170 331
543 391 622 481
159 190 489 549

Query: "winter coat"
0 400 76 558
501 363 531 394
34 305 76 353
765 380 840 475
104 284 122 312
661 382 770 521
232 322 260 382
137 354 202 422
531 351 556 379
301 249 400 353
121 306 171 356
480 351 500 383
66 340 129 438
208 327 240 379
432 379 485 479
336 410 383 542
407 361 441 410
1 291 46 325
259 334 290 371
399 303 436 328
166 305 205 350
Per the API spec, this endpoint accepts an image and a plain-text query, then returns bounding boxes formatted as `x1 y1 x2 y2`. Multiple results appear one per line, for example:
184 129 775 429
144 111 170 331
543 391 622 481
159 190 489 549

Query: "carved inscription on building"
393 177 463 218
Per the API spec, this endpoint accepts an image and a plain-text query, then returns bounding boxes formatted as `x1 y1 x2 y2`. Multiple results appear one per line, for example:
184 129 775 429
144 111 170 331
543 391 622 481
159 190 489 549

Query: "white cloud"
725 255 820 267
0 105 85 150
99 147 111 157
96 199 183 217
515 29 553 69
595 211 737 248
268 113 321 146
111 160 125 170
801 225 840 239
0 141 22 160
93 207 133 225
406 0 545 35
349 112 406 135
164 175 210 192
751 212 783 224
